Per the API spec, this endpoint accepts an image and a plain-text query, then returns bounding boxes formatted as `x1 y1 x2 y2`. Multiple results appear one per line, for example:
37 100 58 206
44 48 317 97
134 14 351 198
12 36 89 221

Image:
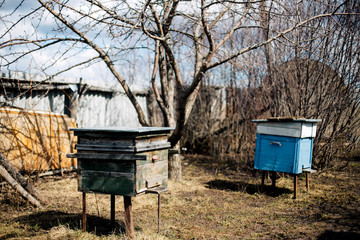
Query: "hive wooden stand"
67 127 173 237
261 168 317 199
253 118 321 199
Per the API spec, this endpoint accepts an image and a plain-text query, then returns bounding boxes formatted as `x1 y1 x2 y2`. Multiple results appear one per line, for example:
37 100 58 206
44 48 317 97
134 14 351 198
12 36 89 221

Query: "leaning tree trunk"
0 154 45 204
0 165 42 208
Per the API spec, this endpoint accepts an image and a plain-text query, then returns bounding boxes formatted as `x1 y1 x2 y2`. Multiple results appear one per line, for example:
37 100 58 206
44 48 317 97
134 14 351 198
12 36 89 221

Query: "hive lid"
70 126 174 138
252 117 321 123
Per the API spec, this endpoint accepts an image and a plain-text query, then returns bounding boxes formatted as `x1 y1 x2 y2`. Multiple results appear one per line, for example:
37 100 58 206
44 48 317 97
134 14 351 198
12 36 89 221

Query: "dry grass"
0 156 359 239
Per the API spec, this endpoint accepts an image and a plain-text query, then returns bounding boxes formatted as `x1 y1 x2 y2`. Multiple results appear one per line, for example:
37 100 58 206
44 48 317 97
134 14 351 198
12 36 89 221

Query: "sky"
0 0 153 86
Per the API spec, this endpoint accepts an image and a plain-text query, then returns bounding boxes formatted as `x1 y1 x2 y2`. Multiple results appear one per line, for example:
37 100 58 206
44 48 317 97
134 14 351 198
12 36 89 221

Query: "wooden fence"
0 107 76 173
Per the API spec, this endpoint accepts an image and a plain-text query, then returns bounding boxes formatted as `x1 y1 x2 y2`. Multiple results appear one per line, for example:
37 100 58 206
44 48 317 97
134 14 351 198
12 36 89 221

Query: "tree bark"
168 144 182 182
0 165 42 208
0 154 45 204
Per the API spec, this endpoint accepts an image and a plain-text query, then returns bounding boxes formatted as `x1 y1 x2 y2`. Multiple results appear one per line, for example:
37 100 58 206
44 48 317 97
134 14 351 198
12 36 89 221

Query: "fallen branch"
0 154 45 203
0 165 43 208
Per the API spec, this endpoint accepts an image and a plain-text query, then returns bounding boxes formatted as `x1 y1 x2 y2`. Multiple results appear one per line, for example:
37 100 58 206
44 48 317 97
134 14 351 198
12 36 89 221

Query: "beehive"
67 127 173 196
253 118 321 174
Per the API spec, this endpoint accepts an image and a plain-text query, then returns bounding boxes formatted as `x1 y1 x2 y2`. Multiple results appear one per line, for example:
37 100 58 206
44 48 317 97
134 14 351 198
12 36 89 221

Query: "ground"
0 156 359 239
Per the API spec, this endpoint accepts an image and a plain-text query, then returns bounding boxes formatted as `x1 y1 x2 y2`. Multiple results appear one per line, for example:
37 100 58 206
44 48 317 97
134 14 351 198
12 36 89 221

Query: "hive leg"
293 175 298 199
271 171 276 188
111 194 115 229
306 172 310 191
82 192 86 232
124 196 134 238
261 171 266 193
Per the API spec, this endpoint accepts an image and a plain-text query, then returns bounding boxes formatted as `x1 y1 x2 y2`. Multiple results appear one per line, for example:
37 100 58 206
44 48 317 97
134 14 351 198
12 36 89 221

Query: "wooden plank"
257 126 301 138
135 159 168 193
78 160 135 173
80 170 134 178
146 176 163 188
302 168 317 173
136 149 168 165
256 121 318 138
74 142 171 153
79 171 135 196
145 186 169 194
71 127 174 139
67 153 146 161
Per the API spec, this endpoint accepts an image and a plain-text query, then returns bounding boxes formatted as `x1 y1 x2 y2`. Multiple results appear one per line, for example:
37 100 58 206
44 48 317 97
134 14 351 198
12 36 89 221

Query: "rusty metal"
158 194 161 233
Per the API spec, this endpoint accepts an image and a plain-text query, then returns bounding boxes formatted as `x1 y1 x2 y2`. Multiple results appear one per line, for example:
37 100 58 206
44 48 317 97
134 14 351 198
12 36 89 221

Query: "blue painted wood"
254 134 314 174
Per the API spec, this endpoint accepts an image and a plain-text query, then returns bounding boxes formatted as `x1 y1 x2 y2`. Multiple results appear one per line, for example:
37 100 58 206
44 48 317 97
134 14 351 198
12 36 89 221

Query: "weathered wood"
82 192 86 232
0 154 45 203
294 175 298 199
136 159 168 193
74 142 170 152
261 171 265 193
0 165 42 208
67 153 146 161
124 196 134 238
306 172 310 191
111 194 115 228
71 127 174 139
253 119 321 138
79 172 135 196
271 171 276 188
302 168 317 173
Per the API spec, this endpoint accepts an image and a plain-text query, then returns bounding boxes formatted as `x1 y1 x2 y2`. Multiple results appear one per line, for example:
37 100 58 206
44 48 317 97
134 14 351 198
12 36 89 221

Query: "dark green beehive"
67 127 173 197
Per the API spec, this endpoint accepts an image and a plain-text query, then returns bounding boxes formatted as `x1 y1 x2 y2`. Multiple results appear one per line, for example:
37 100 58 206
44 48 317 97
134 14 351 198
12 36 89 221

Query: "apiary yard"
0 155 359 240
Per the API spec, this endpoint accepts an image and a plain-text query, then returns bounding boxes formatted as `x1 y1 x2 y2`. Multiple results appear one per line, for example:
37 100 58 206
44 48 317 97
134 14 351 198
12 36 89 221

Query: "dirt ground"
0 156 359 239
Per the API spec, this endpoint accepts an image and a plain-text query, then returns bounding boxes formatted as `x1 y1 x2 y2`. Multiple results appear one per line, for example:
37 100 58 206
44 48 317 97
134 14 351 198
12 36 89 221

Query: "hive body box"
68 127 173 197
253 119 321 174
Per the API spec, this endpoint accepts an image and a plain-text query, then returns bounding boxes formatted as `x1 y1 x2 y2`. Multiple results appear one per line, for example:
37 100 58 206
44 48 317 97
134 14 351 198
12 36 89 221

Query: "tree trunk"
168 144 182 182
0 165 43 208
0 154 45 204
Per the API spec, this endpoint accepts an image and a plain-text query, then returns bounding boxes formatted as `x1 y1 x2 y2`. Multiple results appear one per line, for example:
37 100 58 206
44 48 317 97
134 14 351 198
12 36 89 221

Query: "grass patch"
1 156 360 239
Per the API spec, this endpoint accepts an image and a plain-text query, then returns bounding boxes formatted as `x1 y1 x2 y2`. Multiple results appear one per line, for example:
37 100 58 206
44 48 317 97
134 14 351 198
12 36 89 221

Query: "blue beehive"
253 118 321 174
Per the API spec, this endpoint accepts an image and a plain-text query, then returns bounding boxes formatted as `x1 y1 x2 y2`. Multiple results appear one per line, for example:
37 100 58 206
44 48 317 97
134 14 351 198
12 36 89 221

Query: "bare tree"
1 0 358 180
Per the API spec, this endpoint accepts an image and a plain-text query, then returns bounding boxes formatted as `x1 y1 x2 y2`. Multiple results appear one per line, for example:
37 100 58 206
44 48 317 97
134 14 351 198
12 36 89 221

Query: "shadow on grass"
206 179 292 197
13 210 126 236
317 230 360 240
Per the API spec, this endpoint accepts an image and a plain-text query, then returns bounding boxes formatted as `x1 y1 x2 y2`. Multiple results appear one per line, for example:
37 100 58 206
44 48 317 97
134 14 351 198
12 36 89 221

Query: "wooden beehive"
253 118 321 174
67 127 173 197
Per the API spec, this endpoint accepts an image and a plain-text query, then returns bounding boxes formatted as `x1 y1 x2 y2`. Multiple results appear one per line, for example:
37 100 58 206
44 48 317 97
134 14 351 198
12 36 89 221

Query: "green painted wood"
78 159 135 173
68 153 146 161
79 176 135 196
69 127 172 196
79 171 135 196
